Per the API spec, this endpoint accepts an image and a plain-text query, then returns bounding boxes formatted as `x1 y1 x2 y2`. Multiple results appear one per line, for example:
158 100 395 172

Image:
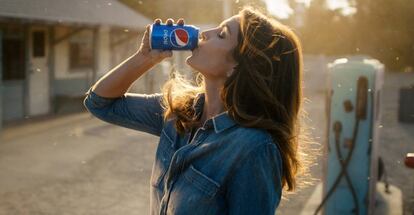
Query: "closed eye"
217 31 225 39
217 25 226 39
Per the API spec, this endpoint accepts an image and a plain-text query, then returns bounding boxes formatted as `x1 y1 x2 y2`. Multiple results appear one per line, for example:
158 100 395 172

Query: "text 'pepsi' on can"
150 23 199 51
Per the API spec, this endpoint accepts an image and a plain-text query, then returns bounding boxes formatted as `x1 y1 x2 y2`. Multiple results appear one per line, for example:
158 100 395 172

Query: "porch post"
92 26 99 85
23 25 29 118
0 29 3 132
48 26 56 113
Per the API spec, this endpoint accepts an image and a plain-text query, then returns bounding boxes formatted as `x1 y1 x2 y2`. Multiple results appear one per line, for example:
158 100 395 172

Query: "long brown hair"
160 6 316 194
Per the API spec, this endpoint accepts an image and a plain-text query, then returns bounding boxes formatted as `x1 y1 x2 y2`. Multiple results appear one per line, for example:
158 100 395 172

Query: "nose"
200 27 219 41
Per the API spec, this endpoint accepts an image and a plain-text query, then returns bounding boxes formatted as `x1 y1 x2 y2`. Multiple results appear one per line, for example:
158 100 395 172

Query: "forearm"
91 51 156 98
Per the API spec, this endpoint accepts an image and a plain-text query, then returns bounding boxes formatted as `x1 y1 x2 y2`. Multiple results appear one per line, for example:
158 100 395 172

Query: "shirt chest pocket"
150 130 175 188
182 165 221 197
166 165 222 214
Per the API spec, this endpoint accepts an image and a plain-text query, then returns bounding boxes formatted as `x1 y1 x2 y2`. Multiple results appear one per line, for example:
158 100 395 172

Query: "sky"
263 0 356 19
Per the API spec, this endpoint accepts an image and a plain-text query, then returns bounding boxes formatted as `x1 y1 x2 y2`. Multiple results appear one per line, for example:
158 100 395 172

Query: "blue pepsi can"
150 23 199 51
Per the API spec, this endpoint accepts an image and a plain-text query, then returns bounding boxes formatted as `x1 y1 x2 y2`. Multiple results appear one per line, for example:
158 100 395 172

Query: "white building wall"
54 26 92 80
54 26 111 80
52 26 173 96
53 26 112 96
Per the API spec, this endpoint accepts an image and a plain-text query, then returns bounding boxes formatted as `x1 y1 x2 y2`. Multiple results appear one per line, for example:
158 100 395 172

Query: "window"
32 31 45 57
69 30 94 70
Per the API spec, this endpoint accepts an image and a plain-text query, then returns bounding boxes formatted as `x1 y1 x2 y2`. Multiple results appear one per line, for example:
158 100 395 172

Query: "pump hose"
313 119 360 215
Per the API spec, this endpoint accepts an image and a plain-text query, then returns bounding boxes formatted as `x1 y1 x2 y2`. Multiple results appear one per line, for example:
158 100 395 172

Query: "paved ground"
0 71 413 214
375 72 414 215
0 113 158 214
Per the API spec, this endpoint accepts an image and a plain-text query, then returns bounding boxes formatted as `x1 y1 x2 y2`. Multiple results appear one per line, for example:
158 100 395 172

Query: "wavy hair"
160 6 317 195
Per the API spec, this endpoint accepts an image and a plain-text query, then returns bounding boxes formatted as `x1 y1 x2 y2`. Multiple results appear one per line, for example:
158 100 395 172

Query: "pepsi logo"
170 28 189 47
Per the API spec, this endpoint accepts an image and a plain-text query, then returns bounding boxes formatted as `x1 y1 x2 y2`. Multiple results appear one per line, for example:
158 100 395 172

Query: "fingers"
166 18 174 26
162 50 173 58
155 50 172 58
150 50 173 62
177 18 184 25
154 18 161 24
153 18 185 26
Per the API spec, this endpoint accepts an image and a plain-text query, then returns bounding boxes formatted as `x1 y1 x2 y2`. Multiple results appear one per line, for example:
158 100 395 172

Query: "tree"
121 0 414 70
291 0 354 55
353 0 414 70
120 0 265 24
287 0 414 70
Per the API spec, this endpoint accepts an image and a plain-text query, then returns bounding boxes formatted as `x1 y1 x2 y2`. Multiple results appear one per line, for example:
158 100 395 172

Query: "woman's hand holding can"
138 18 185 64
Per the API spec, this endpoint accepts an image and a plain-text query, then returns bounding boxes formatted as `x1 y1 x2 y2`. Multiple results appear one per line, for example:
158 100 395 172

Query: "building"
0 0 159 129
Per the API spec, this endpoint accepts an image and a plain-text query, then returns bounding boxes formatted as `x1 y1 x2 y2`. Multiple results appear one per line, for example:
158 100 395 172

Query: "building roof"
0 0 152 29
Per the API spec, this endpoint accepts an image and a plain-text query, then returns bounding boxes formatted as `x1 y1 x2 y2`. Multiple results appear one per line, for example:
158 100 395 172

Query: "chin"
186 57 206 76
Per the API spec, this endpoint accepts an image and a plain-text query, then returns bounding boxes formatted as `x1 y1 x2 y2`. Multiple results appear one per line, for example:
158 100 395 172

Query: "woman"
84 7 306 215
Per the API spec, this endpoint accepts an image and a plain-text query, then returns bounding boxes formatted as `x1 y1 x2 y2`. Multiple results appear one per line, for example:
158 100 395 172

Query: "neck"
200 78 226 123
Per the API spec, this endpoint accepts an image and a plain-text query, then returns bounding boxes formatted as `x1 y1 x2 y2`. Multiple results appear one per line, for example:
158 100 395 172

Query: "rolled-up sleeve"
83 87 165 136
226 142 283 215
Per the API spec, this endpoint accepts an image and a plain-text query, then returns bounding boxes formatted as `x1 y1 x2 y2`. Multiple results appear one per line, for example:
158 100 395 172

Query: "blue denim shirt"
83 88 283 215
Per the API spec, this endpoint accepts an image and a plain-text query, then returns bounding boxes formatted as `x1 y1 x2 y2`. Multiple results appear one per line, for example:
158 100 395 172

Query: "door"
28 27 50 116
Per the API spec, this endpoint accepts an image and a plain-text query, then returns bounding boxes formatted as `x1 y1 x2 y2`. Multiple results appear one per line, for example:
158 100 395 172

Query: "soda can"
150 23 199 51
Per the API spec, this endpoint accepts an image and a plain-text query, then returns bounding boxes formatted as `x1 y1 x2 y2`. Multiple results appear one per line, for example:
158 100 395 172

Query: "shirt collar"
193 92 237 133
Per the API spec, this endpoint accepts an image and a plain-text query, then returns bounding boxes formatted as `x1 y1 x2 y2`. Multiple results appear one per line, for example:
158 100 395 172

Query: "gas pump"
315 57 384 215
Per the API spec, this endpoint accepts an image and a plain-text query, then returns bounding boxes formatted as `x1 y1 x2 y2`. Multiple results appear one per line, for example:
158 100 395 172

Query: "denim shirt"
83 88 283 215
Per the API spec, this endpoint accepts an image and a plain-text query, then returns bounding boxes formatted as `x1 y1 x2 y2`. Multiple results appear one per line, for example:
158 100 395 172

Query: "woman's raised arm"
91 18 179 98
83 19 183 136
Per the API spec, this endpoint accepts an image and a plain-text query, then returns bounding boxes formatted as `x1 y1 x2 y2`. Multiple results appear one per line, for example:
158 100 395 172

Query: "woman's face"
186 15 240 80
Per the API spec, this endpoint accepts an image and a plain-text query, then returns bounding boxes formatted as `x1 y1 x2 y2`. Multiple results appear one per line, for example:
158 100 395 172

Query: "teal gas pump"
316 56 384 215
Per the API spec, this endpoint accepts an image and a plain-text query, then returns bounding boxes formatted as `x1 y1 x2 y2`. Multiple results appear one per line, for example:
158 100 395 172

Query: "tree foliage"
120 0 265 24
353 0 414 70
120 0 413 70
288 0 414 70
